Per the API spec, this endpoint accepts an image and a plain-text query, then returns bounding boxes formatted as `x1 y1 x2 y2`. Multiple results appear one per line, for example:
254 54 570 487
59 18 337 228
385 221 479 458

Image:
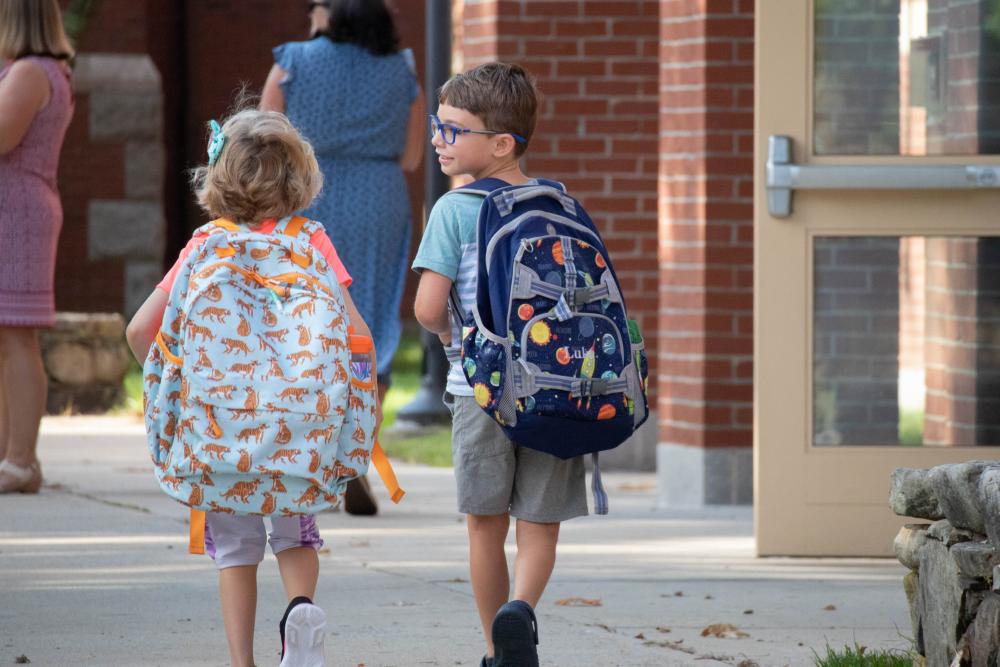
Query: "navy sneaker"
491 600 539 667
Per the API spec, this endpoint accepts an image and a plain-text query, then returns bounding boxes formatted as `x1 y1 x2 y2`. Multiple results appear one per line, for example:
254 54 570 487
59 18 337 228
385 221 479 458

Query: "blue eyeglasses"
428 114 527 145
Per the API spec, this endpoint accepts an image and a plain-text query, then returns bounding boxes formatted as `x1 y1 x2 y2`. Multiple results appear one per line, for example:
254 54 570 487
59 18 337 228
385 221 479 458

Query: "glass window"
814 236 1000 445
814 0 1000 155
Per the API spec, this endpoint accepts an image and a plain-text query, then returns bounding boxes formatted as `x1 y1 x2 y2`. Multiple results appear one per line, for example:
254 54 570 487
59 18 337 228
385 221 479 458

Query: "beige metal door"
755 0 1000 556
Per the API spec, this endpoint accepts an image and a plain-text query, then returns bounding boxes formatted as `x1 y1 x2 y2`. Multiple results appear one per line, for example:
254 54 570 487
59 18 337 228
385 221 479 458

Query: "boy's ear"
492 134 518 160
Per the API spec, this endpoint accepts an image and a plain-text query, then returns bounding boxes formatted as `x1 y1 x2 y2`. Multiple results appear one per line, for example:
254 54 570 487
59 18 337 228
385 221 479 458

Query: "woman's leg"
0 346 8 462
218 564 259 667
0 327 46 468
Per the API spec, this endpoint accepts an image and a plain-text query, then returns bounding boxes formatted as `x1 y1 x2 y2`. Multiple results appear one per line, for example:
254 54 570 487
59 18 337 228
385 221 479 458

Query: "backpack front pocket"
460 325 517 425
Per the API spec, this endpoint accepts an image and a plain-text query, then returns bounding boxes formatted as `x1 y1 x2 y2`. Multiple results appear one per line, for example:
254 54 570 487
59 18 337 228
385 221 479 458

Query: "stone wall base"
657 443 753 506
40 313 131 414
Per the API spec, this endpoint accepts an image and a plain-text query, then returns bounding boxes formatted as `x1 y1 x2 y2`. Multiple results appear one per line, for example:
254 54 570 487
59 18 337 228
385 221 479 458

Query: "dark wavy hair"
319 0 400 56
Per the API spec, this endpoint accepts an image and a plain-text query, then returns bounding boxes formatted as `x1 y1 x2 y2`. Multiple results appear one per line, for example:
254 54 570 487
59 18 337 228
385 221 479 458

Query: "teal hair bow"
207 119 226 166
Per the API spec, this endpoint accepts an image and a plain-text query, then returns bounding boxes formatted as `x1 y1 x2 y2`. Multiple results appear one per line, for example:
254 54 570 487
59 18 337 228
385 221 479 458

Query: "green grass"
813 643 914 667
379 329 453 467
898 408 924 446
118 329 454 467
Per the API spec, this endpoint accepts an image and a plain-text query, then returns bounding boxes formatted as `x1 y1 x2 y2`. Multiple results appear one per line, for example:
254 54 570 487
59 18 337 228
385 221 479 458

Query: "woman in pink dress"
0 0 75 494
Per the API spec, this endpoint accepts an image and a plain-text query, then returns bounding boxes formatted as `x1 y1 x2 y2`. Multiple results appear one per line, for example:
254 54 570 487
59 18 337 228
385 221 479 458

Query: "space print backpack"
142 216 403 551
450 179 649 514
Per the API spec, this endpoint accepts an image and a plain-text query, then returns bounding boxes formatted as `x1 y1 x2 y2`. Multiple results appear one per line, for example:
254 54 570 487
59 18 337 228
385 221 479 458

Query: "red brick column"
455 0 661 469
657 0 754 503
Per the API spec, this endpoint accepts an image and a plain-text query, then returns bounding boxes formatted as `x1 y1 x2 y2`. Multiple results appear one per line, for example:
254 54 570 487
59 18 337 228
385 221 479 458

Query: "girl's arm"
399 87 426 172
341 287 383 438
0 61 49 155
125 289 168 363
260 64 286 113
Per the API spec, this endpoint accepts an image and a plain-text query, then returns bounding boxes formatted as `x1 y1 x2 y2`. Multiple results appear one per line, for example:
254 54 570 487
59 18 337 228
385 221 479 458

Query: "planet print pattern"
461 234 649 426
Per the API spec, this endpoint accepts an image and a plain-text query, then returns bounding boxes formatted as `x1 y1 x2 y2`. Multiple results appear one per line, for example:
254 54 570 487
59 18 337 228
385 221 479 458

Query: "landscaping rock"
891 468 944 520
928 519 976 547
918 539 964 667
895 524 931 570
966 593 1000 667
951 542 1000 581
977 467 1000 549
929 463 993 535
903 570 923 654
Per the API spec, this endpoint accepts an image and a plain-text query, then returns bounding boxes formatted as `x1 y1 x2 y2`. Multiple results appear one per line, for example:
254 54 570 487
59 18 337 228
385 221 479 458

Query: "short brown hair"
190 110 322 225
439 62 538 157
0 0 73 61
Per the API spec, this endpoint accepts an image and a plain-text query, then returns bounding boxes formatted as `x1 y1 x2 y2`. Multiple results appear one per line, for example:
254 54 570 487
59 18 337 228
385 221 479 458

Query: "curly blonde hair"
190 110 322 225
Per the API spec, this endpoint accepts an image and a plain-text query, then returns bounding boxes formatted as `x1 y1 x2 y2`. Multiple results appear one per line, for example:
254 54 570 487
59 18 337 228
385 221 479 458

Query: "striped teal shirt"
412 191 484 396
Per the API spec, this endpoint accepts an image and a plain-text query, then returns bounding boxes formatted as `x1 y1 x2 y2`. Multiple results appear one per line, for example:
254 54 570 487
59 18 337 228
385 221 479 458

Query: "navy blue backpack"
449 178 649 513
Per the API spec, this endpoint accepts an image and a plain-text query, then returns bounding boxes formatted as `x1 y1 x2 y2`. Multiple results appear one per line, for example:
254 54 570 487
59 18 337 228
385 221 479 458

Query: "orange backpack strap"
372 441 404 504
283 215 309 238
210 218 240 232
189 508 206 555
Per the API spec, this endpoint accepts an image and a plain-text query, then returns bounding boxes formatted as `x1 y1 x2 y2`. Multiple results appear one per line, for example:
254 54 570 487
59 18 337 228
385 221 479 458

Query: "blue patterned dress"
274 38 418 374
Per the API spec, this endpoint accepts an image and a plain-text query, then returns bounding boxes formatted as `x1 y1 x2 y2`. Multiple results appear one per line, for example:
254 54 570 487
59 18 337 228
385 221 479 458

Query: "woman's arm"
399 87 426 172
260 64 286 113
0 61 50 155
125 289 169 363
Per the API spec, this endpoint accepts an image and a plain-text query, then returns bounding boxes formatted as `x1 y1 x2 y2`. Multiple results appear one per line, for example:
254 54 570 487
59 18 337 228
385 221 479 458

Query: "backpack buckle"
579 378 609 397
494 190 517 216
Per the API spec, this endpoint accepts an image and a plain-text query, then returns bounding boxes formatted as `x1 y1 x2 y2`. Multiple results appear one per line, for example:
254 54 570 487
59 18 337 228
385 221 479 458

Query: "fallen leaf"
617 482 654 492
593 623 615 633
737 660 761 667
704 594 714 600
823 604 837 611
656 626 672 633
15 657 30 665
743 609 754 614
555 597 602 607
634 632 645 640
446 577 468 583
700 623 750 639
674 590 684 597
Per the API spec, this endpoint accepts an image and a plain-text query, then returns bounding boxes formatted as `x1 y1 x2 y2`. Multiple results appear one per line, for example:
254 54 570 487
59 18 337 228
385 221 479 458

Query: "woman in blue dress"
262 0 424 513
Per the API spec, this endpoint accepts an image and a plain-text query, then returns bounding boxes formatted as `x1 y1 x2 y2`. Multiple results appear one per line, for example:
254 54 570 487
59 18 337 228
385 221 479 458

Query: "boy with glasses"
412 63 587 667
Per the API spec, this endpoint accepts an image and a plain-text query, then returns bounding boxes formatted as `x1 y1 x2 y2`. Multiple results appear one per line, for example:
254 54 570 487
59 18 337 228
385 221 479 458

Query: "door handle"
766 135 1000 217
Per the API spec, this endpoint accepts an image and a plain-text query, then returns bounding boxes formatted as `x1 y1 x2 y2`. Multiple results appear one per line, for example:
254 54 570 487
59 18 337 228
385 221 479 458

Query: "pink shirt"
157 219 352 293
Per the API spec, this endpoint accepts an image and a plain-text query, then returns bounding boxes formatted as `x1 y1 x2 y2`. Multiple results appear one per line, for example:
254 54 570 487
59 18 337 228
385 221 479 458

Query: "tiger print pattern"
143 217 378 516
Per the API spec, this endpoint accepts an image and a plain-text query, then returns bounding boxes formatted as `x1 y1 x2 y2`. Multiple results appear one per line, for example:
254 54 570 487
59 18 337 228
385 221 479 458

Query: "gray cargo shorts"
446 393 588 523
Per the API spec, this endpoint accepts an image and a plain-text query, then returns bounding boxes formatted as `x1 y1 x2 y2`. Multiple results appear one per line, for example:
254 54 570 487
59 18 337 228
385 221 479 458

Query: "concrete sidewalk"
1 417 911 666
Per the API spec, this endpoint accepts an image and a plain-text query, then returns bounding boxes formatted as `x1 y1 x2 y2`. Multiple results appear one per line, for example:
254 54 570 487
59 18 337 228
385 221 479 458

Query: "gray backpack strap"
592 452 609 515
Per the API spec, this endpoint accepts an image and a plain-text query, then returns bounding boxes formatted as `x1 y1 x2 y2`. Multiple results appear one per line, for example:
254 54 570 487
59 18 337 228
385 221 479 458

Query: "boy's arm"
125 289 169 363
414 270 453 344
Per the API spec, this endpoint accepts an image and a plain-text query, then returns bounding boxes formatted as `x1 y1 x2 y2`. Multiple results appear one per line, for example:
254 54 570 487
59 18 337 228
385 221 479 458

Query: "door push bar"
766 135 1000 218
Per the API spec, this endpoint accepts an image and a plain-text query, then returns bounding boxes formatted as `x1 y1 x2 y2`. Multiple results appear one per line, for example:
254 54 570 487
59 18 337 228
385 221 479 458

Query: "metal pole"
396 0 452 425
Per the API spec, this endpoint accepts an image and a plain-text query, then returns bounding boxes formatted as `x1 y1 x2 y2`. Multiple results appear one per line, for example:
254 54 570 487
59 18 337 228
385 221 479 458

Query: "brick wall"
923 238 979 444
813 238 900 445
813 1 900 155
456 0 661 405
657 1 754 457
55 0 427 317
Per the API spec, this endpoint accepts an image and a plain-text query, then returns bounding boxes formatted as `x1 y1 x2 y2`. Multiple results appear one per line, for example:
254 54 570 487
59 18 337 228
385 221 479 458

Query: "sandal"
0 459 42 494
